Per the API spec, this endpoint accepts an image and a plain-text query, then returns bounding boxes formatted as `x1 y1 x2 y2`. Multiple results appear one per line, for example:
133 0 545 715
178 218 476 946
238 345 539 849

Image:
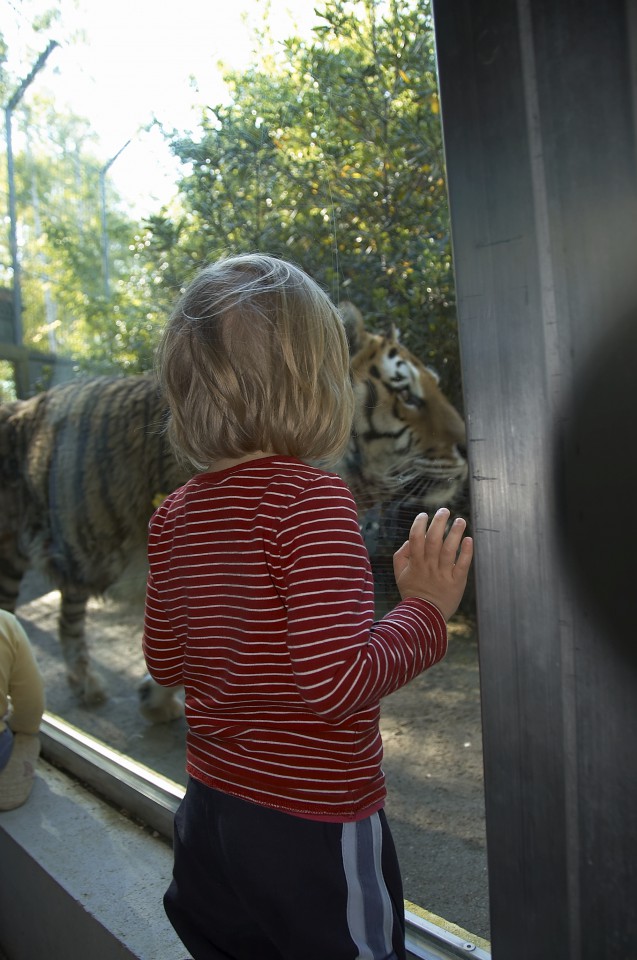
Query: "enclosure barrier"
433 2 637 957
29 713 490 960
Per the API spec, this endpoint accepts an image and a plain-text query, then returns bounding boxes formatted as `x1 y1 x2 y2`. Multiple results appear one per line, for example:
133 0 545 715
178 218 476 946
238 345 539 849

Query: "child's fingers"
453 536 474 578
440 517 467 562
409 512 428 540
394 539 410 560
425 508 449 536
422 507 449 553
407 512 428 555
392 538 410 575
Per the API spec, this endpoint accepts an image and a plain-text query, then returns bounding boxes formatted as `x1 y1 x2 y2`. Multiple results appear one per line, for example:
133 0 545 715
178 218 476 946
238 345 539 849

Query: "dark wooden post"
433 2 637 957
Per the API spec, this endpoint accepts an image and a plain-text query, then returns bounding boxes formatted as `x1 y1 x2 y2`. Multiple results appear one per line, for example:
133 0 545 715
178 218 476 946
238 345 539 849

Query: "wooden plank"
433 2 637 957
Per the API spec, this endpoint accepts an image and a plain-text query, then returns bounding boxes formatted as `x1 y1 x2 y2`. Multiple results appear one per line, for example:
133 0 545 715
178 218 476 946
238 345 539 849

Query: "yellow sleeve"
0 611 45 735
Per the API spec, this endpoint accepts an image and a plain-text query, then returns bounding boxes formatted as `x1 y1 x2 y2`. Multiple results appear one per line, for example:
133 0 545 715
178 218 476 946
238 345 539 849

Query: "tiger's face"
338 304 468 511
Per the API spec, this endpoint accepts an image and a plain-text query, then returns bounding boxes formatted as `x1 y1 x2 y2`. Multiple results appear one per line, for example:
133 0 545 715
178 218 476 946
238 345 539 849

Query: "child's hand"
393 508 474 621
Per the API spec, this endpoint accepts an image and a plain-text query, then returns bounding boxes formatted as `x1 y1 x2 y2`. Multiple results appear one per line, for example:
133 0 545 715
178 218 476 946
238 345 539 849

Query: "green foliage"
0 360 16 402
3 92 163 376
142 0 461 403
2 1 461 397
13 105 118 353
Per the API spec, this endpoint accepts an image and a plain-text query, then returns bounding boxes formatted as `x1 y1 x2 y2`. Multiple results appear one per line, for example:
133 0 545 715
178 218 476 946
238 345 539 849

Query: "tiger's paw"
138 674 184 723
68 668 108 706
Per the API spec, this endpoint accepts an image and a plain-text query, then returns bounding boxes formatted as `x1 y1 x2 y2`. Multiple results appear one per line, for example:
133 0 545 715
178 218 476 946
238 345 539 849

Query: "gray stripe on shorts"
342 814 395 960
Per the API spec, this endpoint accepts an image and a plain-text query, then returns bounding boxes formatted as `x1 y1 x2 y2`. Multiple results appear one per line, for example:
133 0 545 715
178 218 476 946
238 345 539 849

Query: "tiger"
339 303 467 512
1 304 467 720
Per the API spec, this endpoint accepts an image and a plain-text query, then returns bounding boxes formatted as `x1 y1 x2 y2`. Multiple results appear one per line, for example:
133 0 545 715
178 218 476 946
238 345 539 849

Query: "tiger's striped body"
0 305 466 713
1 377 189 703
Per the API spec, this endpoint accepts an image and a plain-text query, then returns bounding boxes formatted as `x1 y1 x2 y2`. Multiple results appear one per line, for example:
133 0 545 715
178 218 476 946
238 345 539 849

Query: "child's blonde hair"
157 253 355 470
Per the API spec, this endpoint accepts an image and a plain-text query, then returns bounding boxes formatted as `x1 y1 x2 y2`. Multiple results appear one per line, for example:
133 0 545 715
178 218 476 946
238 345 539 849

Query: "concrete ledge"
0 760 186 960
405 901 491 959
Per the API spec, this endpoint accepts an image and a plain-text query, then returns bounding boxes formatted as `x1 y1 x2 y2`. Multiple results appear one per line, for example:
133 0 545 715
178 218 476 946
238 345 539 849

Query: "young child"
0 610 45 811
143 253 473 960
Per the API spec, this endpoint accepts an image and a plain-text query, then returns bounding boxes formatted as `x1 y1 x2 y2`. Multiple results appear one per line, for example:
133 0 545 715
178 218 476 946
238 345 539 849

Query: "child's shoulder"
0 609 29 649
152 457 355 519
261 461 359 521
0 609 22 634
262 457 352 495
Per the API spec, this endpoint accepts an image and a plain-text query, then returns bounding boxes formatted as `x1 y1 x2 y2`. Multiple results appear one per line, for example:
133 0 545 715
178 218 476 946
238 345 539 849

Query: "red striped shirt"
143 456 447 820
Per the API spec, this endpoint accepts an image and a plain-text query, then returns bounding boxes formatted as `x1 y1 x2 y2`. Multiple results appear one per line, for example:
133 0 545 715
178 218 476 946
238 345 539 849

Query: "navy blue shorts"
164 777 406 960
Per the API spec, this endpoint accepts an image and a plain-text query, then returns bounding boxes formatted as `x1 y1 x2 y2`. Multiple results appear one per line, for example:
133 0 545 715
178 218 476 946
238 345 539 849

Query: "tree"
2 82 163 376
142 0 461 401
3 1 462 392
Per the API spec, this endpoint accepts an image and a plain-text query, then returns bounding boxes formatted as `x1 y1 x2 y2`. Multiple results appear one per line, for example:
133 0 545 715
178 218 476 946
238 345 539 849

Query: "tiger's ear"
338 302 366 355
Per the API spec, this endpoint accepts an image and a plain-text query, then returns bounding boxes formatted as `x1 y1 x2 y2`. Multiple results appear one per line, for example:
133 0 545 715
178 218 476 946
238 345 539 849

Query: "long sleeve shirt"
0 610 45 736
143 456 447 821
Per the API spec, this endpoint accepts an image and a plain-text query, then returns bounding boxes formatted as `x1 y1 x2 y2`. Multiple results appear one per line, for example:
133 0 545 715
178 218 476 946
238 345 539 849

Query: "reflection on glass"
3 0 487 940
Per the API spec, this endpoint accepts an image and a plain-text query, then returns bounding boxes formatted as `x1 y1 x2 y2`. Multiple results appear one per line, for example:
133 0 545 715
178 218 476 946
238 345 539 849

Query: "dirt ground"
16 569 490 942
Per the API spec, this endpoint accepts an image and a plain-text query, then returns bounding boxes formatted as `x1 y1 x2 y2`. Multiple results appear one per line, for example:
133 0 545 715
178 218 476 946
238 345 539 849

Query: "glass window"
3 1 487 950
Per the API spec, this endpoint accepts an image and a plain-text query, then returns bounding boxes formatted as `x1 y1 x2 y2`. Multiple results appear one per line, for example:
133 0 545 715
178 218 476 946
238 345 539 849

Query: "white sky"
2 0 322 214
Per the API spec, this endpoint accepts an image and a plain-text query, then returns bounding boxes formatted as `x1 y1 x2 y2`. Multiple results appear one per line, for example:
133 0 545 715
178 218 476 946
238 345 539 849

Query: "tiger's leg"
0 540 29 613
59 586 107 705
138 673 184 723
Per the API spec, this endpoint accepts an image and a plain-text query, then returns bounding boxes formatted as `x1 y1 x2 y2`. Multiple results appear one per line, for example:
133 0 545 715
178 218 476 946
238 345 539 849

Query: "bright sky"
3 0 322 214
